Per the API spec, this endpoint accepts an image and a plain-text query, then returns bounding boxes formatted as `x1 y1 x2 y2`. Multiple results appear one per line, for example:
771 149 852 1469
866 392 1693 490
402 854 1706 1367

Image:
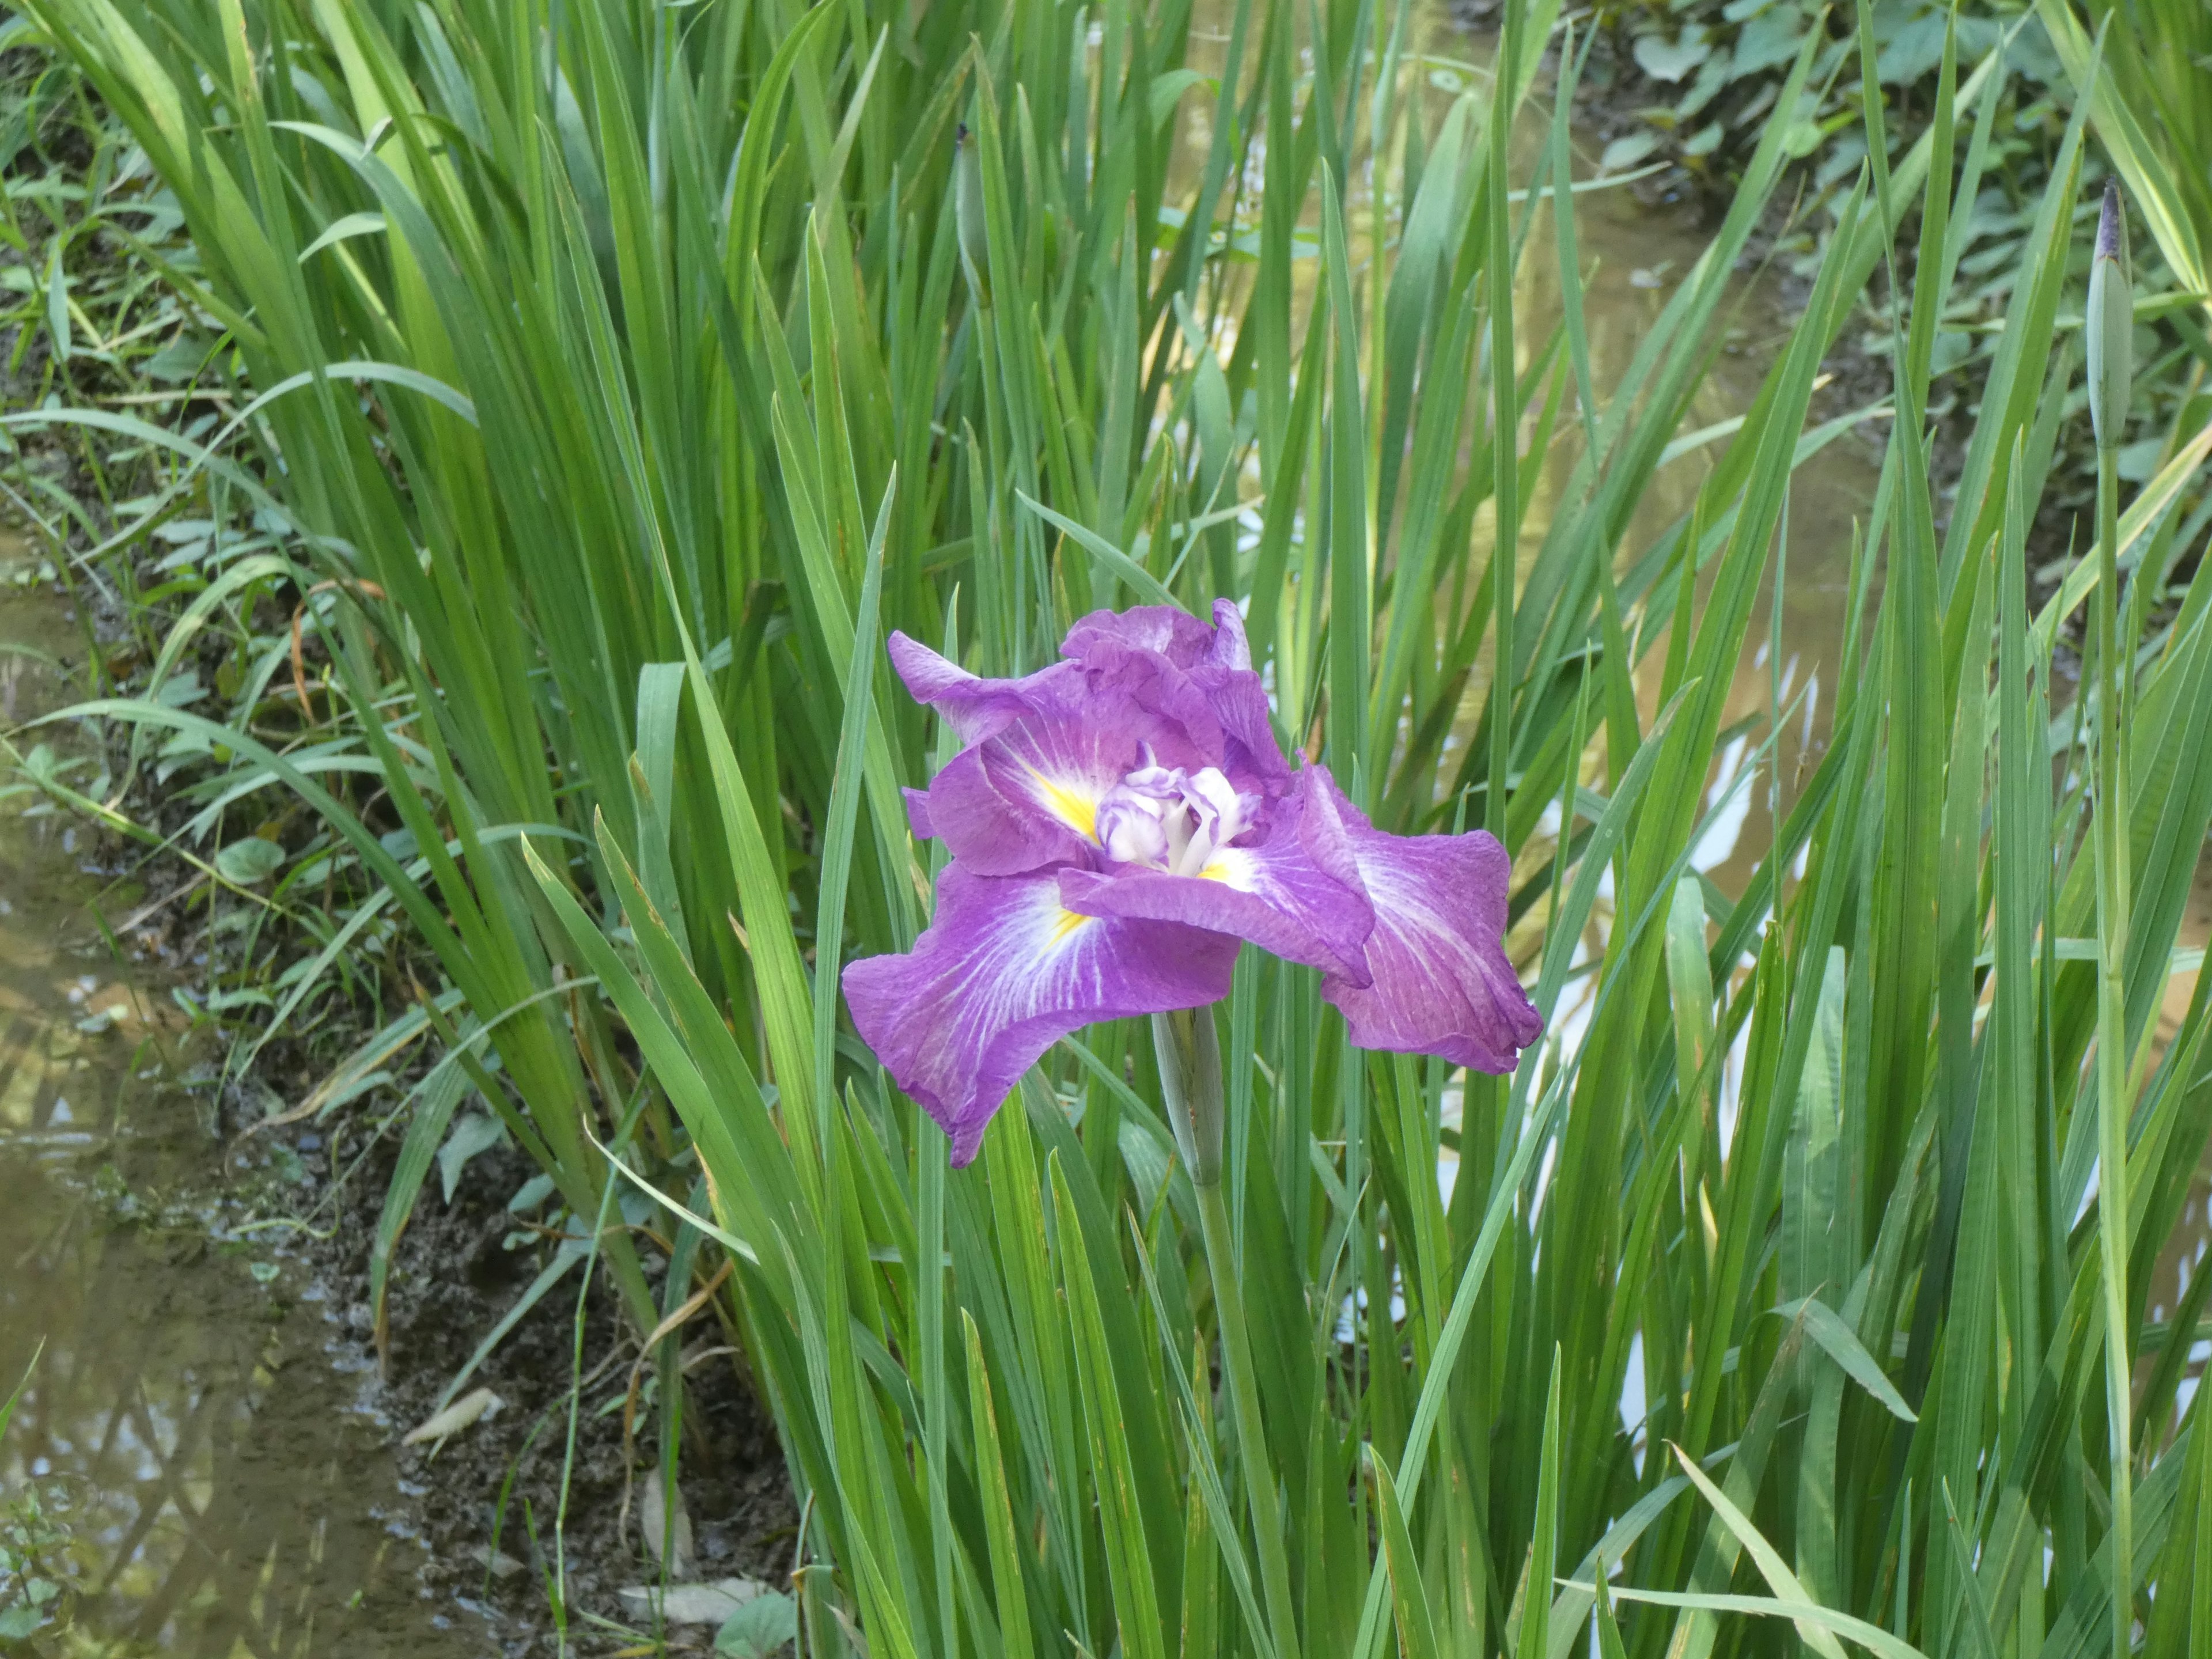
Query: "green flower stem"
2092 435 2133 1659
1195 1172 1302 1659
1156 1006 1300 1659
1153 1007 1226 1187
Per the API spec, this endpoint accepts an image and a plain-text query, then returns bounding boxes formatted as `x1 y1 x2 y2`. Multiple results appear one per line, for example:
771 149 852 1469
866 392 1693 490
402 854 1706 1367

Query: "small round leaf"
214 836 286 885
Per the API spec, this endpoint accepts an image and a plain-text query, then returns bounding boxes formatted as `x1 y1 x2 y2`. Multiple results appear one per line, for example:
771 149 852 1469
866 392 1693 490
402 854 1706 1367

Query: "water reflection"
0 580 480 1657
1491 124 1883 1137
2 1161 482 1657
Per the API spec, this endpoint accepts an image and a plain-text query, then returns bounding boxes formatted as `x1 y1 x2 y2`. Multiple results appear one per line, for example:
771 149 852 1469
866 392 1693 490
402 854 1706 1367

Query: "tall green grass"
2040 0 2212 566
12 0 2212 1654
2041 0 2211 316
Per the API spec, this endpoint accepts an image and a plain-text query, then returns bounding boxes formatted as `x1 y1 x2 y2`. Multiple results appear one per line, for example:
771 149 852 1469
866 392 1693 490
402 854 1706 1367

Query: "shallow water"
0 572 484 1655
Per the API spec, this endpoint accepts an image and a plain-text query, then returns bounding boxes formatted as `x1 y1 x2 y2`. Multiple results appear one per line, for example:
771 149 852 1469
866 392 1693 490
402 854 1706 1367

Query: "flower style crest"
843 603 1543 1164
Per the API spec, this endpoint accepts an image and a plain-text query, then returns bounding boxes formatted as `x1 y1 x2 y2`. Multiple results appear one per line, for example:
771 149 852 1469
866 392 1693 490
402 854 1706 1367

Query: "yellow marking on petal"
1026 768 1100 842
1050 908 1096 944
1198 849 1253 888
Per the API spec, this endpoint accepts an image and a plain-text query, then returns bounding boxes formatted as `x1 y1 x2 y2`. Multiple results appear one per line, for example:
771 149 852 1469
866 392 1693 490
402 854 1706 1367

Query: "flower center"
1094 756 1253 878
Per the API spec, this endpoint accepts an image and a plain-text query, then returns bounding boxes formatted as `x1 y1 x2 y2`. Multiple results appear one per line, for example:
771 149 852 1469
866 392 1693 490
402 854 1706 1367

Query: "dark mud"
294 1118 801 1652
2 1116 484 1658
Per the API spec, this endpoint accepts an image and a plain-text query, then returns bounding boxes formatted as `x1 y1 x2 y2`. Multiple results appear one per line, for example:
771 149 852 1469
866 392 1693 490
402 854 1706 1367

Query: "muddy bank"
297 1119 801 1649
0 108 802 1630
2 575 478 1654
1 1115 483 1656
1 563 798 1655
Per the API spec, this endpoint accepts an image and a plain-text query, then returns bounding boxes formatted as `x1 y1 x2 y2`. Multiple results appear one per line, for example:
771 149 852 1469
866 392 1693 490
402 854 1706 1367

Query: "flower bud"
2086 179 2133 453
955 121 991 310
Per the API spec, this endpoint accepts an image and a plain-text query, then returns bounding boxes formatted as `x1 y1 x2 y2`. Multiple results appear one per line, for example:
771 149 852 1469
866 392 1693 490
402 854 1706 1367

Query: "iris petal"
887 632 1079 745
902 787 934 840
1312 774 1541 1074
1059 599 1252 671
916 675 1212 875
1066 611 1291 798
843 866 1240 1164
1202 598 1253 669
1059 768 1376 980
1060 604 1220 666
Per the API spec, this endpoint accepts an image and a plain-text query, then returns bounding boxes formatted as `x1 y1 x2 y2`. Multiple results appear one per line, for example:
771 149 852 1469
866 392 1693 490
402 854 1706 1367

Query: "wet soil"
2 575 482 1656
302 1124 801 1652
0 139 801 1637
2 1122 485 1658
0 567 799 1655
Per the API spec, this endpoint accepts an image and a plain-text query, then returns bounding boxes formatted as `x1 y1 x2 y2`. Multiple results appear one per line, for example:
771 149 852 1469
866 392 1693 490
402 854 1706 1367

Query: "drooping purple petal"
1311 772 1541 1073
843 866 1240 1164
1060 768 1376 980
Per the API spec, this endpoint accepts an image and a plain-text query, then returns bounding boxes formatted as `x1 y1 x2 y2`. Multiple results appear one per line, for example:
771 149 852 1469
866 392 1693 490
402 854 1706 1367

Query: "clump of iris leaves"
4 2 2212 1658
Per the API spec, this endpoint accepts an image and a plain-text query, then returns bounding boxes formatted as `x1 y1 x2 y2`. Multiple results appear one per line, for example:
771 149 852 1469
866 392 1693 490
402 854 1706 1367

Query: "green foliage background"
1 0 2210 1656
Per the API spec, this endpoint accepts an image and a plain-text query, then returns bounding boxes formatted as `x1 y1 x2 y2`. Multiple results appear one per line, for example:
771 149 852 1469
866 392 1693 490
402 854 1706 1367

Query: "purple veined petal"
1205 598 1252 670
1060 604 1219 667
843 866 1240 1165
918 673 1215 875
903 787 935 840
1188 660 1291 792
1059 769 1377 982
1061 598 1251 671
1310 771 1542 1073
887 631 1083 746
1073 629 1294 798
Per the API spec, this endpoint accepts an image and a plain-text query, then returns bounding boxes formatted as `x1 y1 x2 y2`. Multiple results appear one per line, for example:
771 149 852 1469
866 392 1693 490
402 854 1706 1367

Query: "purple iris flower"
843 603 1543 1165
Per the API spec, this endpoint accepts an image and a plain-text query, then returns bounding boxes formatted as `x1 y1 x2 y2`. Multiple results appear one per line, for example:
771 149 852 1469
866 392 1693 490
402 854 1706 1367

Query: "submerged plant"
0 1346 70 1643
847 603 1541 1165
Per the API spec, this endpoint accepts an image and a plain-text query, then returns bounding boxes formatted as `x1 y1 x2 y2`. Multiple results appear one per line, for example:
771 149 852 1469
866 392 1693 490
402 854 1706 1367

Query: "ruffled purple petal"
916 673 1215 875
1060 604 1219 667
1187 660 1291 793
1067 613 1293 799
1312 772 1541 1073
843 866 1239 1164
1058 599 1252 669
887 632 1081 746
1059 769 1376 980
